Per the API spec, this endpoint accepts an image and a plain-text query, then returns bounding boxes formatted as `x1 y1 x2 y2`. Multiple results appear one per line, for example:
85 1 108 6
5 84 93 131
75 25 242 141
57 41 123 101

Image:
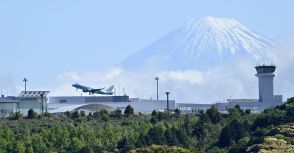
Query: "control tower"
255 65 276 105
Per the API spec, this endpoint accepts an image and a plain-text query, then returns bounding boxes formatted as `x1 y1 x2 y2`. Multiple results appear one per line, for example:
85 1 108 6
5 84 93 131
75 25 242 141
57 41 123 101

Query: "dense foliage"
129 145 192 153
1 98 294 152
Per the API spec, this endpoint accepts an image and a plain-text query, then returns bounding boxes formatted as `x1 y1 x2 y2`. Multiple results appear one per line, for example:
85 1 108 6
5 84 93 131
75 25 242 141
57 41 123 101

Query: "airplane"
72 83 114 95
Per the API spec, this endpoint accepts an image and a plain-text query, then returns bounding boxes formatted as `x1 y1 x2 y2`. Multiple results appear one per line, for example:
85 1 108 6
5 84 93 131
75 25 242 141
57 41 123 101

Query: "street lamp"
166 92 170 115
155 77 159 101
40 93 44 115
23 78 28 91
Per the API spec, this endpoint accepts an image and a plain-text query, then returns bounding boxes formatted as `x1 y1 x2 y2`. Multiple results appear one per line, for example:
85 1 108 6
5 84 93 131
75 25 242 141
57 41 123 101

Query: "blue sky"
0 0 294 96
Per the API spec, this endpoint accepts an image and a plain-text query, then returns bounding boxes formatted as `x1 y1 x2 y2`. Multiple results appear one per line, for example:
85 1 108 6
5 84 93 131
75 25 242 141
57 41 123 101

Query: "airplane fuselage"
72 83 114 95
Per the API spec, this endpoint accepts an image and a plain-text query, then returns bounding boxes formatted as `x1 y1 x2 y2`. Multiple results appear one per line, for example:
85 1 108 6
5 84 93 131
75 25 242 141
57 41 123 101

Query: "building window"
59 99 67 103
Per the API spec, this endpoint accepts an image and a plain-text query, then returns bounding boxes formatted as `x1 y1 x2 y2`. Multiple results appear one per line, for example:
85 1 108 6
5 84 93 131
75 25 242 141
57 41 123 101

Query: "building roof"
18 91 50 97
0 96 19 103
226 99 258 103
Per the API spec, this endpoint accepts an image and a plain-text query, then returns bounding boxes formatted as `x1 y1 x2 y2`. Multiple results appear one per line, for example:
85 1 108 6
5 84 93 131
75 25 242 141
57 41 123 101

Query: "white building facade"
48 96 176 114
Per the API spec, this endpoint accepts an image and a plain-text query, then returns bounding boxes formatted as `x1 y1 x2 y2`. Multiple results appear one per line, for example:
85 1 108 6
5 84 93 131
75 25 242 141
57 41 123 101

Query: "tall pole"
155 77 159 101
23 78 28 91
41 93 44 115
166 92 170 115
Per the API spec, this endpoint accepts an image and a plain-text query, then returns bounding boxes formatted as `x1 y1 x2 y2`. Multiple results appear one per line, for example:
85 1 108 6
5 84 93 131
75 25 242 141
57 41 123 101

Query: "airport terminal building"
48 95 176 114
0 65 285 117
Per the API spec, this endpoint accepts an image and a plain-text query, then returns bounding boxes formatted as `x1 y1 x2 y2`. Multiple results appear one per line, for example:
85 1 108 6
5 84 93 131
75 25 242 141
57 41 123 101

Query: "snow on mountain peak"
122 16 274 71
184 16 248 33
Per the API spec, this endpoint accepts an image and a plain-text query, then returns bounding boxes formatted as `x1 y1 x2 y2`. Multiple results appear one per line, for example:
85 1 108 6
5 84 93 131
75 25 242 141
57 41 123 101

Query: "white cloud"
268 38 294 100
50 61 258 103
159 71 203 85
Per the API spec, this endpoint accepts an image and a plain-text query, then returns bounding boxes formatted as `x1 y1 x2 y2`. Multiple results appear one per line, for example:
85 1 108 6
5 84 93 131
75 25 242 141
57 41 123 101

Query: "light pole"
41 93 44 115
155 77 159 101
166 92 170 115
23 78 28 91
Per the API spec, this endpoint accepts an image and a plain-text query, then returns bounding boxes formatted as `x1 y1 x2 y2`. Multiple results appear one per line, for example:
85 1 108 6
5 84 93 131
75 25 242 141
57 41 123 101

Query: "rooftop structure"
18 91 50 97
226 99 258 103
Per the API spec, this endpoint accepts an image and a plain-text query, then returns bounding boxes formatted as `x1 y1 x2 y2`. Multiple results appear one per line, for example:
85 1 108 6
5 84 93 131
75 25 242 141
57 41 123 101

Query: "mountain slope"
122 16 274 71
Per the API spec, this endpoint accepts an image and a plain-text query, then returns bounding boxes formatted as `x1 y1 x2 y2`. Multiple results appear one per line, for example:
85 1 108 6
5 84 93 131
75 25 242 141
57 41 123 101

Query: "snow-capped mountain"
122 16 274 71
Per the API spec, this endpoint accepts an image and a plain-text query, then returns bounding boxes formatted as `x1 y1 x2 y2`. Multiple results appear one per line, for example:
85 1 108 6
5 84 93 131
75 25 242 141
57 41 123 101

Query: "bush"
111 109 122 118
9 111 22 120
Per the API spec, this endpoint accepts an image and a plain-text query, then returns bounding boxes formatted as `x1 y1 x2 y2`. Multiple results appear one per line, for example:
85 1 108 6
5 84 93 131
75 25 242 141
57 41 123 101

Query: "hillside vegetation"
1 98 294 153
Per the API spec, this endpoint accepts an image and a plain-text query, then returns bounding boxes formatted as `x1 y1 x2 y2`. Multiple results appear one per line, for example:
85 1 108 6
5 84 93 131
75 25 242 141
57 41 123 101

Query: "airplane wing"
90 88 105 92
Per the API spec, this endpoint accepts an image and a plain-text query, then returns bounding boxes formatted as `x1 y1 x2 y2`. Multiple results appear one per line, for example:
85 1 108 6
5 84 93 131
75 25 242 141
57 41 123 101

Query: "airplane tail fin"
106 85 114 93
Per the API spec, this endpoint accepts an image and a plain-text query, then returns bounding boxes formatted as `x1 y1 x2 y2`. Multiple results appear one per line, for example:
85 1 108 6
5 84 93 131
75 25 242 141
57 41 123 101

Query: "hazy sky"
1 0 294 97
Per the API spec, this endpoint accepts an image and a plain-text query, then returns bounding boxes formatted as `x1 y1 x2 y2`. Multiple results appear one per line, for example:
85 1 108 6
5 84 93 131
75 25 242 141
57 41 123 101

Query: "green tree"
206 106 222 124
65 111 71 117
253 108 286 129
117 137 132 153
218 119 249 147
150 117 157 125
129 145 192 153
147 126 166 145
43 112 50 117
9 111 22 120
31 136 47 153
80 110 86 117
71 111 80 119
227 105 245 118
27 109 37 119
79 146 94 153
152 110 157 117
245 109 251 115
135 133 146 148
174 108 181 117
99 109 109 122
198 110 209 123
71 137 85 153
14 141 25 153
124 105 134 117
